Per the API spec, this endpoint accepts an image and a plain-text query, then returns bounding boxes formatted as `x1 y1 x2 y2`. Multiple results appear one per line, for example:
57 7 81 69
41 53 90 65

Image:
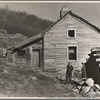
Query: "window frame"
67 45 78 61
67 29 76 38
17 49 26 58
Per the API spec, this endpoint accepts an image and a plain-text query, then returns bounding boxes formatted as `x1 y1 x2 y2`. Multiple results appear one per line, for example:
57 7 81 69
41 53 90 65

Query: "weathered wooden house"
9 6 100 71
43 6 100 70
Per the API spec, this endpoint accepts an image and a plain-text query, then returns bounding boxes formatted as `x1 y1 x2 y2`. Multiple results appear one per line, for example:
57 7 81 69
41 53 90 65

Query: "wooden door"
32 50 40 69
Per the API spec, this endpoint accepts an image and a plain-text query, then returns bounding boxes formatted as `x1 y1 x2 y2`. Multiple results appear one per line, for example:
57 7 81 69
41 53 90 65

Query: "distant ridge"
0 7 54 38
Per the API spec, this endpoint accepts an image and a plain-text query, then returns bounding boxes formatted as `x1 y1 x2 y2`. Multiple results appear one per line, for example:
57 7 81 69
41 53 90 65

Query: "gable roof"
9 10 100 52
41 10 100 35
69 11 100 33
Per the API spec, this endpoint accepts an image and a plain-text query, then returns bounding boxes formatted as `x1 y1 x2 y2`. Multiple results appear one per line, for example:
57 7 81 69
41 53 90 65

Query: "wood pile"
85 47 100 85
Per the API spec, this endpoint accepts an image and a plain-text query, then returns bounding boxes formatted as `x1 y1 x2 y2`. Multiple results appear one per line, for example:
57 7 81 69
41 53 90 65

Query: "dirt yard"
0 62 82 97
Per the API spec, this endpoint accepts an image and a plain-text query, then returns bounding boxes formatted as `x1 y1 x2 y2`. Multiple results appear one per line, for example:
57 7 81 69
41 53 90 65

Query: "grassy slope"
0 62 82 97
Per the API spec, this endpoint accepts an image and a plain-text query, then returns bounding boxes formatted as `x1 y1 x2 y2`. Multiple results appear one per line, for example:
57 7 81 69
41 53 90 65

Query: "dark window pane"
68 47 77 60
68 30 75 37
17 50 26 57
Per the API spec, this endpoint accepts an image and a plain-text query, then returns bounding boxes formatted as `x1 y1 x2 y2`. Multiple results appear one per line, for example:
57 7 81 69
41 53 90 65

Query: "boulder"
3 69 8 74
85 78 94 87
30 76 38 82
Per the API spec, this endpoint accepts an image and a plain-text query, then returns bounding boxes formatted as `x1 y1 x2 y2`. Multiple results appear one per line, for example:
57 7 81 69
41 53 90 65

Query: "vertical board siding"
44 15 100 71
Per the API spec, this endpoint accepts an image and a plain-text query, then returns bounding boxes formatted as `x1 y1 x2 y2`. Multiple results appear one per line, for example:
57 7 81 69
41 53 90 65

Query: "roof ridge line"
69 11 100 33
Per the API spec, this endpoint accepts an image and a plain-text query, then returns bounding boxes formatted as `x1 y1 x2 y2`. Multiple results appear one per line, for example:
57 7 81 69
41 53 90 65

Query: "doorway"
32 49 40 69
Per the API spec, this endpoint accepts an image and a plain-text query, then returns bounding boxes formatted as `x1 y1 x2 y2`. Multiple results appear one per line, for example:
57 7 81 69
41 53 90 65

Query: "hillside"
0 62 81 97
0 33 27 48
0 7 54 37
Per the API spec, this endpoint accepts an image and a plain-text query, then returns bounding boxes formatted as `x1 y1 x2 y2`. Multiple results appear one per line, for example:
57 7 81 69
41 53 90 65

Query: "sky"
0 2 100 28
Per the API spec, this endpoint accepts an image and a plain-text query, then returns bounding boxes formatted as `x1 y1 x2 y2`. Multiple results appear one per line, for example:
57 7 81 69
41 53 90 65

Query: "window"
17 50 26 57
68 46 77 60
67 29 76 38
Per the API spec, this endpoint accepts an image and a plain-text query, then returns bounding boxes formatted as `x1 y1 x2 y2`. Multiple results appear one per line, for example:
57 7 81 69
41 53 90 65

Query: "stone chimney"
60 6 69 18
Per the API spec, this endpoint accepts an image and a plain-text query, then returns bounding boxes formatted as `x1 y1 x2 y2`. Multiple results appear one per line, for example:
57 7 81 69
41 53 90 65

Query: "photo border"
0 0 99 100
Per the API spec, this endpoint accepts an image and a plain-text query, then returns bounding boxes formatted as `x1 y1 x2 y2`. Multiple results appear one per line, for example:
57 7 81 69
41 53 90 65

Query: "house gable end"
70 12 100 34
43 11 100 36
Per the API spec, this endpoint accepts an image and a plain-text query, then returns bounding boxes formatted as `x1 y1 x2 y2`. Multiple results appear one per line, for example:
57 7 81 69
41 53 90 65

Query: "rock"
77 85 81 90
30 76 38 82
85 78 94 87
94 84 100 90
82 86 91 93
60 76 66 80
88 90 96 97
73 88 79 93
3 69 8 74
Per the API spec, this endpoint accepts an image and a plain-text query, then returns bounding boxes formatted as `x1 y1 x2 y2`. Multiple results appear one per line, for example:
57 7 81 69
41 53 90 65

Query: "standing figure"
81 62 87 78
66 62 74 82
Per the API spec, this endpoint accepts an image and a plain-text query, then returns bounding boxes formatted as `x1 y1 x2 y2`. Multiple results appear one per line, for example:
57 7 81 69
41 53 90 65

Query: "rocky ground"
0 62 83 97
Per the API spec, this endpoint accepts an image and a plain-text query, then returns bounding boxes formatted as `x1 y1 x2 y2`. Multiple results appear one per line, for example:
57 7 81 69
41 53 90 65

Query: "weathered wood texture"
44 15 100 70
6 43 43 69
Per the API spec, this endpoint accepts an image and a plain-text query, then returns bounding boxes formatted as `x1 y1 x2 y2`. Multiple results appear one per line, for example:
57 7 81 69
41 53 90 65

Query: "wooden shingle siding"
44 14 100 70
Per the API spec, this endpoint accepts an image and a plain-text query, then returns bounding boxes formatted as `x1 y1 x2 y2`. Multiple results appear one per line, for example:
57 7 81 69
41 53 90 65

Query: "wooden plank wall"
44 15 100 71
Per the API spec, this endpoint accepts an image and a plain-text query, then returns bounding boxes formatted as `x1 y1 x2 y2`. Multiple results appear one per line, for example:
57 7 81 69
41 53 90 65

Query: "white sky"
0 2 100 28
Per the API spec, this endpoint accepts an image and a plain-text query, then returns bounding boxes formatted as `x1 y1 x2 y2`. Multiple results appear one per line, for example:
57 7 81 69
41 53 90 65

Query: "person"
66 61 74 82
81 62 87 78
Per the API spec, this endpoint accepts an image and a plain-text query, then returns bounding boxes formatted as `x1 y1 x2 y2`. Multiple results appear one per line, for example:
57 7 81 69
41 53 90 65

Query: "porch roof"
9 34 42 53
